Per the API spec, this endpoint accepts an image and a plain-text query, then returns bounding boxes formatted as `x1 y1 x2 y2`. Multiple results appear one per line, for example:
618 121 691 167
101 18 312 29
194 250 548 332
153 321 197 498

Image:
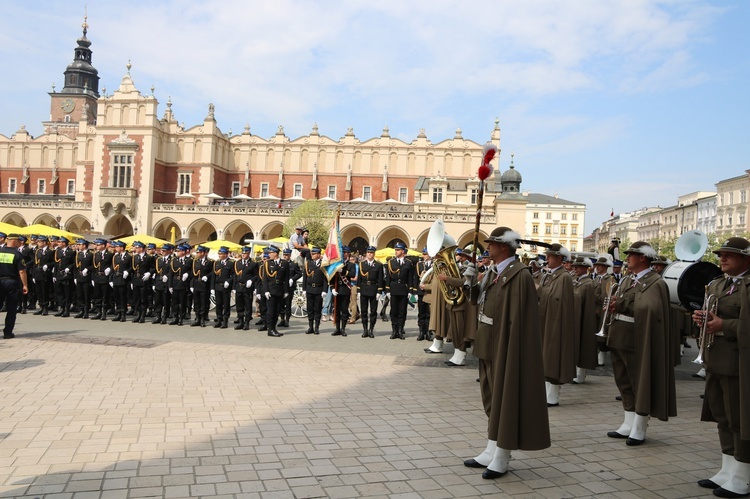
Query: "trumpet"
693 285 718 365
596 282 619 338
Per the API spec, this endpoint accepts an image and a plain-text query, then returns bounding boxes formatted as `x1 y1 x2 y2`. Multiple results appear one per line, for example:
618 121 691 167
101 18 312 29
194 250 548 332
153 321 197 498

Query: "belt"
613 314 635 324
395 279 405 284
310 283 320 287
478 312 494 325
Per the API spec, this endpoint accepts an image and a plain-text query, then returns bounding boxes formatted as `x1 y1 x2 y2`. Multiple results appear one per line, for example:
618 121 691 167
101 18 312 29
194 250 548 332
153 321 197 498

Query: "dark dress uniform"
91 247 113 320
169 254 192 325
152 251 173 324
74 245 94 318
18 241 34 313
358 257 384 338
281 256 302 327
415 258 432 341
302 255 327 335
33 243 55 315
262 254 289 337
234 253 258 330
212 255 234 328
53 244 76 316
130 249 151 323
140 248 156 317
385 254 416 339
190 254 213 327
111 249 132 322
332 260 356 336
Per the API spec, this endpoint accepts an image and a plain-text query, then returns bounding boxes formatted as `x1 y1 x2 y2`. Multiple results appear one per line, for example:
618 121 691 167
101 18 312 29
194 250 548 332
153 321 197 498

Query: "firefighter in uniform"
152 244 174 324
358 246 384 338
234 246 258 331
302 247 327 335
212 246 234 329
261 245 289 337
73 239 94 318
190 245 213 328
169 244 191 326
385 242 416 339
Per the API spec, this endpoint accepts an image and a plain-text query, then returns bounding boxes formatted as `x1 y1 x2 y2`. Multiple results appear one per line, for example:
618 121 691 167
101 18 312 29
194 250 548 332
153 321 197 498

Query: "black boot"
306 319 315 334
138 311 146 323
221 319 228 329
390 325 397 340
242 319 250 330
234 319 244 330
361 319 369 338
314 320 320 335
368 325 375 338
341 321 347 337
152 313 162 324
417 325 426 341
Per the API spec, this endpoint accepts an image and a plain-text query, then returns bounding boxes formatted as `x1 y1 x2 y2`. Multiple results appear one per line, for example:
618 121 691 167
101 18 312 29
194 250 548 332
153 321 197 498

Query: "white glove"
123 271 129 279
130 283 134 290
182 272 188 282
376 293 381 301
223 281 230 289
246 280 252 289
64 268 70 274
256 293 261 300
201 276 208 282
82 268 88 276
162 275 168 283
289 279 293 287
284 293 288 298
74 278 77 285
152 285 156 291
143 272 150 281
210 289 215 297
53 277 57 283
104 267 111 276
91 280 95 287
190 287 194 293
109 282 114 288
322 292 327 299
386 292 391 299
32 278 36 283
169 287 174 294
265 292 271 300
43 264 48 271
332 289 338 296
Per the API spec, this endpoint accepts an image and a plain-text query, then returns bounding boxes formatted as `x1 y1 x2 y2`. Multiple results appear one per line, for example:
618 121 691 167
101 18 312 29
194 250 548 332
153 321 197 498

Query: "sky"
1 0 748 236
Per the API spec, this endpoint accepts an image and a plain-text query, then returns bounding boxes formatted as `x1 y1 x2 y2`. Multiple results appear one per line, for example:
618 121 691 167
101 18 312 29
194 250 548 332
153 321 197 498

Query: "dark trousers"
360 294 378 327
214 288 231 322
611 347 637 413
306 293 323 323
153 288 171 317
193 289 209 320
334 294 351 324
1 278 21 335
35 274 51 309
171 288 187 319
76 279 92 313
54 278 73 312
258 295 268 323
113 284 128 313
417 295 430 330
236 289 253 323
92 282 109 314
132 284 146 315
266 294 284 329
390 294 408 331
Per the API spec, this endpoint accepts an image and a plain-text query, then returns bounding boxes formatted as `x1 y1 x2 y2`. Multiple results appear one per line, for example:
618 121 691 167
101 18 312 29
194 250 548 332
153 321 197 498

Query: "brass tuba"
426 219 465 306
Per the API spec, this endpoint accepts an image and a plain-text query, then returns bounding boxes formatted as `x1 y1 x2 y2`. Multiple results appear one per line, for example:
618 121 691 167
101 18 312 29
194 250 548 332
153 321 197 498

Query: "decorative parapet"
0 198 91 210
100 187 137 216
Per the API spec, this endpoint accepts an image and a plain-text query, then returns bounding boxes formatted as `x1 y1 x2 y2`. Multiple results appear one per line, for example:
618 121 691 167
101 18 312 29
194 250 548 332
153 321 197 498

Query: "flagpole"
332 205 341 326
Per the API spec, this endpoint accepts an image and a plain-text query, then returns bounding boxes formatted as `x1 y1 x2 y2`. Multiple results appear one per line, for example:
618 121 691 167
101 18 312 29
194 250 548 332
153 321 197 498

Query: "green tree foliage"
282 200 335 250
646 231 750 265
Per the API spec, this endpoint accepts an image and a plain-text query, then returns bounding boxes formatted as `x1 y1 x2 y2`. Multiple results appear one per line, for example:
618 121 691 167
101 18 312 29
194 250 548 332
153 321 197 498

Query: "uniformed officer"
331 246 356 337
256 250 270 330
571 256 599 384
169 244 192 326
415 248 432 341
234 246 258 331
152 243 174 324
0 234 29 339
129 241 149 323
212 246 234 329
358 246 384 338
141 243 157 317
33 235 55 316
73 239 94 318
110 241 132 322
52 237 75 317
593 256 615 366
385 242 416 339
90 238 113 320
302 247 327 335
16 235 34 314
261 245 289 337
692 237 750 497
190 245 213 327
280 248 302 328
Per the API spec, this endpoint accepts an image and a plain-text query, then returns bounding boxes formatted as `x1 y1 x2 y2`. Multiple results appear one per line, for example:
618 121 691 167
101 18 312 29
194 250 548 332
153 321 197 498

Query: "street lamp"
55 215 62 229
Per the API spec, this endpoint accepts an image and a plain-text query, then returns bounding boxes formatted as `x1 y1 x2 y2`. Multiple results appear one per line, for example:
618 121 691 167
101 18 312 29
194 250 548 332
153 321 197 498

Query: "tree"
282 199 335 250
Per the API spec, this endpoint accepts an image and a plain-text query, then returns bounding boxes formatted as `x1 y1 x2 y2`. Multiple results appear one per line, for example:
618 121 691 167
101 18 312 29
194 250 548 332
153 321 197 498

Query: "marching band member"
692 237 750 498
439 256 477 367
537 243 576 406
606 241 676 446
358 246 384 338
464 226 550 478
571 256 598 384
593 256 615 366
415 248 432 341
302 248 327 335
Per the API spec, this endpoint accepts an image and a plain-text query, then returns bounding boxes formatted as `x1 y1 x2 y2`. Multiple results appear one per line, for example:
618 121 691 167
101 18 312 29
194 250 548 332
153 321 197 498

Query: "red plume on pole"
477 143 498 181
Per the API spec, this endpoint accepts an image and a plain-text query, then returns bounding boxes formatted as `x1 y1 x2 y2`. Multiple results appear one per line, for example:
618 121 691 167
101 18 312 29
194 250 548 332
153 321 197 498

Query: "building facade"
0 23 585 255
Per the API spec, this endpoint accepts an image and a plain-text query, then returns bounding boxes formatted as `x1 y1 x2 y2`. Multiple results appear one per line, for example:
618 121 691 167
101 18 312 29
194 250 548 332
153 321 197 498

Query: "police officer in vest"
0 234 29 339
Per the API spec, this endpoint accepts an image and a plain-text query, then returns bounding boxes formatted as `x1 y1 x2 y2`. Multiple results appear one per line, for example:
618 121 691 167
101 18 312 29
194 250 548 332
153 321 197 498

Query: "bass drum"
662 260 721 310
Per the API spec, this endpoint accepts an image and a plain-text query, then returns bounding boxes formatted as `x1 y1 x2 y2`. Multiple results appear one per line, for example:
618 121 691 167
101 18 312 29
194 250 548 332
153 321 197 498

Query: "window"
533 212 539 219
730 192 734 204
399 187 408 203
294 183 302 198
260 183 269 197
546 213 552 220
38 179 46 194
362 186 371 202
561 226 567 235
571 243 577 251
328 185 337 199
532 225 539 234
571 226 578 235
741 213 746 225
8 178 16 193
728 214 733 225
112 154 133 188
742 190 747 203
470 188 478 205
561 213 567 220
544 225 551 235
572 213 578 220
178 173 191 195
67 179 75 195
232 182 240 197
432 187 443 203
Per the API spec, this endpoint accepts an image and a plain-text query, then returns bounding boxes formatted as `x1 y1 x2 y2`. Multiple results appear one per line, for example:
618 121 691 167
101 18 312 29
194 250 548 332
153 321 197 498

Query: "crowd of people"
1 226 748 496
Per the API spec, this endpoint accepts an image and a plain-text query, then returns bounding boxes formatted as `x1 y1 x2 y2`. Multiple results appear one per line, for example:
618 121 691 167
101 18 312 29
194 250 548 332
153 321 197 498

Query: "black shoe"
482 469 506 479
234 323 244 330
268 330 283 337
625 437 644 446
698 480 721 490
258 325 268 331
278 320 289 328
119 314 126 322
332 330 342 336
33 309 44 315
234 318 241 324
362 331 368 338
255 319 265 325
3 333 14 339
683 341 692 348
220 322 228 329
463 459 487 469
399 331 405 340
243 324 250 331
341 331 347 337
112 314 121 322
74 312 85 318
713 487 750 498
213 321 222 328
152 316 162 324
61 312 70 317
169 318 179 325
54 310 64 317
191 321 201 327
369 330 374 338
547 403 559 407
615 395 622 401
607 431 628 439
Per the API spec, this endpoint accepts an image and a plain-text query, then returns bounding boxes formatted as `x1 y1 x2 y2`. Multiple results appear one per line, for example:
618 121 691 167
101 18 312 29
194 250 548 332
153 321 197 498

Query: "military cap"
394 242 406 250
132 241 145 248
241 246 252 253
368 246 377 252
623 241 657 260
283 248 292 255
94 238 107 245
146 243 156 249
484 227 521 248
37 235 48 242
311 247 321 254
267 245 280 254
0 232 6 238
342 245 351 252
712 237 750 256
217 246 229 254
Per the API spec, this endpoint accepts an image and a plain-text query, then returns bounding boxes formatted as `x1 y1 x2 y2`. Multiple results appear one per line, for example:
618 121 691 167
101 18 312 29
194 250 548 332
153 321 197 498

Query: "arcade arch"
223 220 254 245
376 225 410 249
1 212 28 227
186 218 217 244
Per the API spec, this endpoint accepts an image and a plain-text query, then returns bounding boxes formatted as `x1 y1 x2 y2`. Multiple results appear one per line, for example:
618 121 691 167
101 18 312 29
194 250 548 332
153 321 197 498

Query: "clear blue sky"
1 1 748 236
